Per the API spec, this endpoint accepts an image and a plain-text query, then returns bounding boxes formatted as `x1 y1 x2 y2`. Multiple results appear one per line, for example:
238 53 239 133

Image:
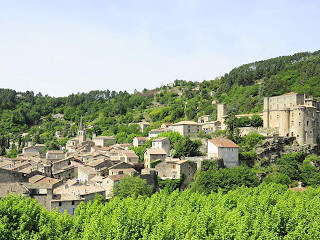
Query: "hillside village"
0 91 317 213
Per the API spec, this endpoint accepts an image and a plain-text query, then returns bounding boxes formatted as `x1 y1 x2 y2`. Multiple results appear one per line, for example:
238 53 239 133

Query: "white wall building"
207 138 239 168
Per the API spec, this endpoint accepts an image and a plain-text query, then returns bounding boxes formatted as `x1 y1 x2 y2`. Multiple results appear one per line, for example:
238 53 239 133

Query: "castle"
215 92 320 146
263 92 320 145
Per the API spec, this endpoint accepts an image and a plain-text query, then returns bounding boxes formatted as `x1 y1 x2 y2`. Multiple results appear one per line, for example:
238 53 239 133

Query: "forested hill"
215 50 320 113
1 49 320 147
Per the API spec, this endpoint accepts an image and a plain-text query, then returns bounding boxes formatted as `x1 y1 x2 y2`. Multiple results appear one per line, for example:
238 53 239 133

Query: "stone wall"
0 168 28 182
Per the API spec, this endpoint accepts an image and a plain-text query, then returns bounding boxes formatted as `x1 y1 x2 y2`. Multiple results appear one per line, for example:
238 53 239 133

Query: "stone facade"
217 103 227 130
198 115 212 123
171 121 202 138
202 121 221 135
144 149 167 168
154 160 197 188
148 128 167 138
151 137 170 155
133 137 147 147
138 122 150 132
0 168 28 182
92 136 116 147
263 93 320 145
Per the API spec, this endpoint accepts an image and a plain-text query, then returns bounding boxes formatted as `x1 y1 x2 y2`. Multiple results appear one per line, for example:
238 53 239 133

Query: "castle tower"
217 104 227 130
263 97 270 128
78 116 86 144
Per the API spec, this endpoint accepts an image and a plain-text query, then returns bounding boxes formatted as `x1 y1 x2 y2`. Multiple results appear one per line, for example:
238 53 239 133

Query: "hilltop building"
263 92 320 145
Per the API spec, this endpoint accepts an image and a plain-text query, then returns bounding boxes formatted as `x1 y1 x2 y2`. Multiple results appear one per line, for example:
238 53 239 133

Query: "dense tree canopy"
4 184 320 239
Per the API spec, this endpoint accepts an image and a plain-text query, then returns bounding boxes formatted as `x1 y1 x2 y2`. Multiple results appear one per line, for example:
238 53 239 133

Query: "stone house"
52 165 75 181
22 144 45 154
22 182 55 210
148 128 167 138
154 159 197 188
201 121 221 135
144 148 167 168
52 184 105 214
198 115 212 123
92 136 116 147
0 182 29 198
121 150 139 164
161 123 173 129
66 137 79 152
29 175 62 188
108 162 137 176
151 137 170 155
207 138 239 168
0 180 104 216
0 168 29 182
0 182 55 210
45 150 66 164
90 174 128 198
52 157 73 172
133 137 147 147
139 122 150 132
78 166 97 184
86 158 114 171
171 121 202 138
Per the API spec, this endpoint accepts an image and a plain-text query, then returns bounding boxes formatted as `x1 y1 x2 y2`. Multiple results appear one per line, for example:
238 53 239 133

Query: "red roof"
209 138 239 148
136 137 147 140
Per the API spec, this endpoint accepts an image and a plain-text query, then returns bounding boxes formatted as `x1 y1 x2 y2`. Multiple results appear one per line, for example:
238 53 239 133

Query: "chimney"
298 181 302 188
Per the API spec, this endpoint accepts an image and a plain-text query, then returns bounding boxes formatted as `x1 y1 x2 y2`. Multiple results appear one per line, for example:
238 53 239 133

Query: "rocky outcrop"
255 137 318 164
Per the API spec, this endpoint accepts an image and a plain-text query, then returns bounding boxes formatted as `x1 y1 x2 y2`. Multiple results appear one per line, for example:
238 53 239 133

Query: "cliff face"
255 137 319 164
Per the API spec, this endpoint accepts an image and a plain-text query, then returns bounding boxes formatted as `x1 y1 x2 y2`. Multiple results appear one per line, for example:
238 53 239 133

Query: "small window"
59 202 62 206
72 201 75 205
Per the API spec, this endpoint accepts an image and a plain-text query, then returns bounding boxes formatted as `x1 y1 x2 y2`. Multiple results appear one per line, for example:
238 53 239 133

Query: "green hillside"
1 50 320 152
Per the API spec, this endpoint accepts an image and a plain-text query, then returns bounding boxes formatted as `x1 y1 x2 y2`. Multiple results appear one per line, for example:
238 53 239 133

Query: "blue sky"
0 0 319 96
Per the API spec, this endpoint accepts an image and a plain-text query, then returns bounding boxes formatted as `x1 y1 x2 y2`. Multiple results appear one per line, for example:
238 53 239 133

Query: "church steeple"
79 116 84 131
78 116 86 144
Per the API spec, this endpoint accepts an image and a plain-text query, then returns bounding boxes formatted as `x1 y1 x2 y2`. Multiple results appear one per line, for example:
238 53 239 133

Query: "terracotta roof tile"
146 148 167 155
209 138 239 148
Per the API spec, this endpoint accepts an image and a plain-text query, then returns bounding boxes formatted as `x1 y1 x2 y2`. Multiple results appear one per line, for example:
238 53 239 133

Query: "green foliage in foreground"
191 165 260 194
112 175 152 199
3 184 320 239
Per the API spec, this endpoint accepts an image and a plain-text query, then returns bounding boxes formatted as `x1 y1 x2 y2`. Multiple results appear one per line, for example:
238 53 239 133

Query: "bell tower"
78 116 86 144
